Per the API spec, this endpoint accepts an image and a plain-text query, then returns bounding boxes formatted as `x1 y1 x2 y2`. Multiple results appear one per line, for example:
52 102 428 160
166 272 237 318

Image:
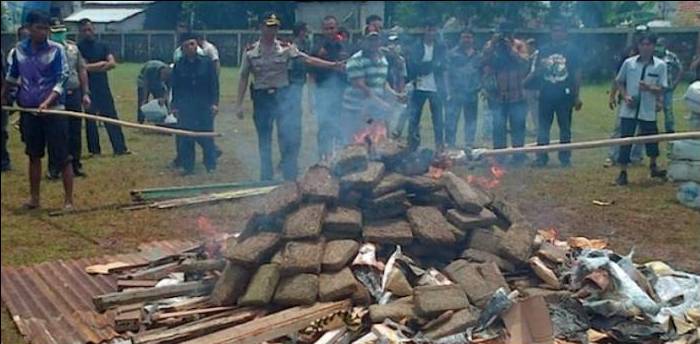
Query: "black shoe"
74 167 87 177
181 169 195 176
1 163 11 172
650 166 667 179
616 171 628 186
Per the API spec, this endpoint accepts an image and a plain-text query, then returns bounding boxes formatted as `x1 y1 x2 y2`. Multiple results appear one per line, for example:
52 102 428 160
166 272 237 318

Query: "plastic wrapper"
677 182 700 209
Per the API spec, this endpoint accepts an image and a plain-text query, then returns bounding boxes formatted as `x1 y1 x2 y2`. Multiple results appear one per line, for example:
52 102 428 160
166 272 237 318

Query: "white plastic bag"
668 161 700 182
140 99 168 123
684 81 700 114
668 140 700 161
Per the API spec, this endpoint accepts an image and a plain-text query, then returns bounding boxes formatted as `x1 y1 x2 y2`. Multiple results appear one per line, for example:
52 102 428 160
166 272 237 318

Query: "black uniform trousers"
252 86 301 181
85 91 127 154
49 89 83 173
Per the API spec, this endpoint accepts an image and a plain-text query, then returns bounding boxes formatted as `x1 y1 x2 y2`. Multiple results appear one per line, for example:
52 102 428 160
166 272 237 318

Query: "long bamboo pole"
471 132 700 158
2 106 221 138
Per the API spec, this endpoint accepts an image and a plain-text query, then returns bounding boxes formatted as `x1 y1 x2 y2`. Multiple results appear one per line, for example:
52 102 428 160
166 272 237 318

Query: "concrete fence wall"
2 28 698 80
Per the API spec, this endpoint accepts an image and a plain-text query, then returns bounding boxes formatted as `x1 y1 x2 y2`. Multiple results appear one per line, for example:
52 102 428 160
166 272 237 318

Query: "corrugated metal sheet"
64 8 145 23
1 240 199 344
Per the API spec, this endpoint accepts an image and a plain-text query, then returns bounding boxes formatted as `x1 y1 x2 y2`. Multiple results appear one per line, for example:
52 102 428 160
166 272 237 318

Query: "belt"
253 86 288 95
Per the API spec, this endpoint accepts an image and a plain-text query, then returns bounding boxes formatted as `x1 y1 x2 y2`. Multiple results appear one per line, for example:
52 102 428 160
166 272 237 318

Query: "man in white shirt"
614 33 668 186
406 22 448 151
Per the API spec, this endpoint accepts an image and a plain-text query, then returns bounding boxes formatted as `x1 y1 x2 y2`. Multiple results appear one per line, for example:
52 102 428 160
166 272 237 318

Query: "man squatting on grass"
2 10 74 210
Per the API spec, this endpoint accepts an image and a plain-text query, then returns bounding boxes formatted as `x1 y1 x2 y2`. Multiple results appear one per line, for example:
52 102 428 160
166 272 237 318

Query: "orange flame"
467 161 506 189
353 121 387 145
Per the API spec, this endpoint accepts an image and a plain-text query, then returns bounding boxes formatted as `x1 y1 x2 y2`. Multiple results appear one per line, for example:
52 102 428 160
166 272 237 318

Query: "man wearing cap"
234 12 341 181
137 60 171 124
171 33 219 175
78 18 129 156
2 10 73 210
47 19 91 179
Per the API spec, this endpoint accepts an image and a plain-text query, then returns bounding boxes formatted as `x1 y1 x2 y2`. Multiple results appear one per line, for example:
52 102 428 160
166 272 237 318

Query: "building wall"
294 1 384 31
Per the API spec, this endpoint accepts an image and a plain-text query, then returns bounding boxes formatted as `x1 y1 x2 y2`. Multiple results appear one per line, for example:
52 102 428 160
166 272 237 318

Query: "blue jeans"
492 100 527 163
663 88 675 133
445 93 479 148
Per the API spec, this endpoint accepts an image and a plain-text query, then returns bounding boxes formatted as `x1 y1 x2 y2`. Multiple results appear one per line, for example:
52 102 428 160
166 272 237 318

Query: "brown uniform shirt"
240 39 300 90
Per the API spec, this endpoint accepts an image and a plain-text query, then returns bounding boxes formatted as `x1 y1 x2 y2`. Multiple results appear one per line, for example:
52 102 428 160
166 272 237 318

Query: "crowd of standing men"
2 10 700 209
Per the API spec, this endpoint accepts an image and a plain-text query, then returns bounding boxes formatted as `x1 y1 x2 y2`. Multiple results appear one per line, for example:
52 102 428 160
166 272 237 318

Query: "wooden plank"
174 259 227 274
156 296 209 313
93 280 215 312
152 306 236 321
117 280 160 291
314 328 348 344
181 300 351 344
124 262 180 280
133 309 262 344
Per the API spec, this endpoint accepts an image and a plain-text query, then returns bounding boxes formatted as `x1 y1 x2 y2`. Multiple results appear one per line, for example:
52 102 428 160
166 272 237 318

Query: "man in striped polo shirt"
341 30 402 143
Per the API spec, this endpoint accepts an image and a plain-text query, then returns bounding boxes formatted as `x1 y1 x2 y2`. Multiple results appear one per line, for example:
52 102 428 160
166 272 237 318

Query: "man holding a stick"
2 10 74 209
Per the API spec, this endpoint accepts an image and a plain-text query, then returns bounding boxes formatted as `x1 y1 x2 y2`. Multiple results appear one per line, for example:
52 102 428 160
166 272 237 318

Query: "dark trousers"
445 93 478 148
536 97 573 164
314 80 344 159
492 100 527 162
49 90 83 173
252 86 301 181
618 118 659 165
86 93 127 154
408 90 444 151
1 110 9 169
178 109 216 173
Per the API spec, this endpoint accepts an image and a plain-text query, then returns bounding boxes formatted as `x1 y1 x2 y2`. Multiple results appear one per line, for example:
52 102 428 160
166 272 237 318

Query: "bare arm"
299 51 340 69
85 54 117 72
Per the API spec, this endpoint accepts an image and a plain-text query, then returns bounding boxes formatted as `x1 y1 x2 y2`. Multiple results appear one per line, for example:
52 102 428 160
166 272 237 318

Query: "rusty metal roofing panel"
1 240 199 344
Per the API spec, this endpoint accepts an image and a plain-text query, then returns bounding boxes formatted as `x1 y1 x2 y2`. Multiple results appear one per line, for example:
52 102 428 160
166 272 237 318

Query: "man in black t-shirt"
77 18 129 156
529 20 582 167
310 15 349 159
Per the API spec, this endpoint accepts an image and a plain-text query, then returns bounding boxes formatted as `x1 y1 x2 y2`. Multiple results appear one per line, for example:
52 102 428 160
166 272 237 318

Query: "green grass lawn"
2 63 699 343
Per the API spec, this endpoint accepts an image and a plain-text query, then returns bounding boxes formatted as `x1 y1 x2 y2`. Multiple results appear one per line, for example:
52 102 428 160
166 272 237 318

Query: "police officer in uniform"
234 12 342 181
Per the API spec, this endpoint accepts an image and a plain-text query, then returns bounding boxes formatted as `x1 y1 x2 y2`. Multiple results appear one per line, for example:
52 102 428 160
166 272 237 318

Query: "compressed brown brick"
409 189 454 209
373 139 409 167
373 173 408 197
340 161 385 192
362 190 409 221
461 248 516 272
363 219 413 245
323 207 362 236
299 165 340 203
322 240 360 272
332 144 368 176
413 285 470 316
467 226 506 256
424 307 480 339
386 269 413 297
274 240 325 275
254 182 301 222
488 198 525 229
446 208 499 231
443 260 508 308
369 299 419 323
225 232 281 267
273 274 319 306
352 281 372 306
283 203 326 240
443 172 487 214
406 206 457 246
210 262 251 306
404 175 442 193
318 268 358 301
498 222 535 264
238 264 280 306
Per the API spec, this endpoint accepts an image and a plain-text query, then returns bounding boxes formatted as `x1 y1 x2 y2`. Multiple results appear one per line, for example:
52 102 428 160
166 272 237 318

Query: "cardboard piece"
503 296 554 344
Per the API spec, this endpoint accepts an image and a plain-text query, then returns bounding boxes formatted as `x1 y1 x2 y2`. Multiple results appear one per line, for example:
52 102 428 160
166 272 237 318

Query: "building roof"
83 1 155 5
64 8 145 23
